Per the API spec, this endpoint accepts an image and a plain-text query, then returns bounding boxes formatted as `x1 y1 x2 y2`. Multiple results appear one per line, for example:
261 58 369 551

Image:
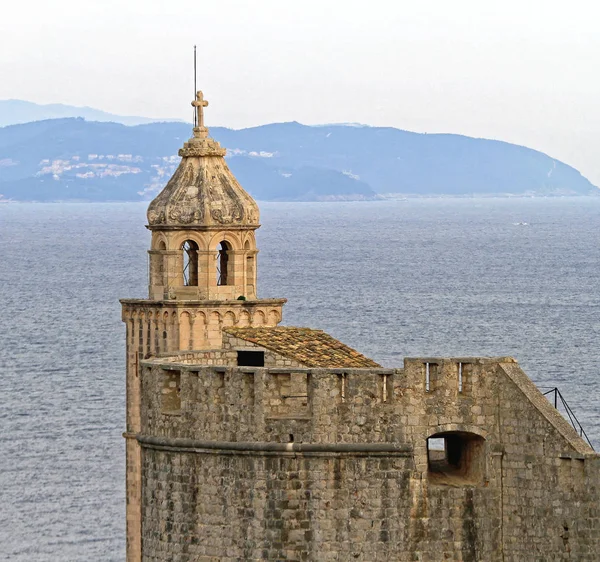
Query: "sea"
0 197 599 561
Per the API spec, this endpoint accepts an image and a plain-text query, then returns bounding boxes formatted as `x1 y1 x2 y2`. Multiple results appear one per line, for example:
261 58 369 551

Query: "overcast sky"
2 0 600 184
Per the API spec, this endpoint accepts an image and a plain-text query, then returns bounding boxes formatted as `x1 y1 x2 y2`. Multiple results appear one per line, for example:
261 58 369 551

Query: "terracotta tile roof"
223 327 381 369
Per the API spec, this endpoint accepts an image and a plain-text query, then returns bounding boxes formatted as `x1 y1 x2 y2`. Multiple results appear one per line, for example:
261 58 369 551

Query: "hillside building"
121 91 600 561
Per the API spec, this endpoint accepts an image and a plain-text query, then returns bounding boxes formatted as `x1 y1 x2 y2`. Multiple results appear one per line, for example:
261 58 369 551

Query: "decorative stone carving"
146 91 259 229
147 210 165 225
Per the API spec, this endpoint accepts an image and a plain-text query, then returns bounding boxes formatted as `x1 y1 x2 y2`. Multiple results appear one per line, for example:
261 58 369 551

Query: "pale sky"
2 0 600 185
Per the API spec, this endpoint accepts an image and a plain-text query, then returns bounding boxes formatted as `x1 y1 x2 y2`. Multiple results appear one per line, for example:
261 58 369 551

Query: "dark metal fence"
540 387 594 450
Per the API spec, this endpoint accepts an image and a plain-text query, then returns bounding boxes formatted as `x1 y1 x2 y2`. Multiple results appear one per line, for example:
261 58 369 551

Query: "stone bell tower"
120 91 286 562
146 90 261 304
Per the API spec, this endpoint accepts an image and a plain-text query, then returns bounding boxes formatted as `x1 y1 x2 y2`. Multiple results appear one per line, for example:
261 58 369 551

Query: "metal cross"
192 90 209 128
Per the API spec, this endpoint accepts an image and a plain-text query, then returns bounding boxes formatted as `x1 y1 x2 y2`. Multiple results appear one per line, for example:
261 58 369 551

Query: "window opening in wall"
237 350 265 367
380 373 393 403
458 362 463 393
157 240 167 279
424 362 438 392
217 241 231 286
427 431 485 485
337 373 347 403
182 240 199 286
461 362 472 394
428 437 446 455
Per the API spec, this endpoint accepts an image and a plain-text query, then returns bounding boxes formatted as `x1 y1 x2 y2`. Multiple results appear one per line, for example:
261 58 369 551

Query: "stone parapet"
135 355 600 561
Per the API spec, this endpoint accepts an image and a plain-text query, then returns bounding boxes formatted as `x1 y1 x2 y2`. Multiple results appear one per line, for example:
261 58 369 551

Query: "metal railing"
540 387 594 450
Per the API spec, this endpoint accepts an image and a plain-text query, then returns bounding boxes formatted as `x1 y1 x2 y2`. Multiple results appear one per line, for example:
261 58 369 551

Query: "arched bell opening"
182 240 199 286
148 239 170 296
217 241 232 286
427 431 485 485
157 240 167 279
244 240 255 298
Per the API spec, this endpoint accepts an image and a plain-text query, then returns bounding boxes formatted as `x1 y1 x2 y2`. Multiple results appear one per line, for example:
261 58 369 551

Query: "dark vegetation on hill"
0 118 596 202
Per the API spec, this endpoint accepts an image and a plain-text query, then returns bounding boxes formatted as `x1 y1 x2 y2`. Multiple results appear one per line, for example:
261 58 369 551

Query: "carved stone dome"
147 91 260 230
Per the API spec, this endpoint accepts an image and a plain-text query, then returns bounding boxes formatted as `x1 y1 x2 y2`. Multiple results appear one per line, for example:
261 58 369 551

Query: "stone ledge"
121 298 287 307
137 434 414 457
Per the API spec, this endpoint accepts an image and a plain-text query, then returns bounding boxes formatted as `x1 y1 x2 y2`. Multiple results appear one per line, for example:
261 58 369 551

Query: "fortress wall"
140 365 401 443
137 357 600 561
140 358 508 445
140 448 505 562
400 358 505 472
493 364 600 560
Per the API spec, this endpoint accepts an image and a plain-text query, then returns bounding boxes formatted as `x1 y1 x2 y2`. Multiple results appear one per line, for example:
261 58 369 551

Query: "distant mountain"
0 118 596 202
0 100 181 127
0 119 376 201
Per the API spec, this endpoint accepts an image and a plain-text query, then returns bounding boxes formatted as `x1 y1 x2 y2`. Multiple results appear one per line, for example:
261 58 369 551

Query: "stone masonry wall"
121 298 285 562
141 450 502 562
137 356 600 561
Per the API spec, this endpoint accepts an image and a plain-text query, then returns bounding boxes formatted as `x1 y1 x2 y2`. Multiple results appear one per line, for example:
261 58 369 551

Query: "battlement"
144 353 517 406
140 355 591 455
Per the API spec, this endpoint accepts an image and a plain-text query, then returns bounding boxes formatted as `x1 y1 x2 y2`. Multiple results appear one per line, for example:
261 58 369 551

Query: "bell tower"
146 90 261 303
120 91 286 562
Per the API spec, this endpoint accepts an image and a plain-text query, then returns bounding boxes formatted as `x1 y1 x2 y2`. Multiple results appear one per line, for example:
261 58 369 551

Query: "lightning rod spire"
193 45 197 127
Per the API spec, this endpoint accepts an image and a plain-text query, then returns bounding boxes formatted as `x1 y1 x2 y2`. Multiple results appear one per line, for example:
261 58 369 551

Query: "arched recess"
148 239 169 291
151 312 160 354
268 310 280 326
182 240 199 286
217 240 232 286
426 430 486 485
179 311 192 350
238 310 250 327
128 318 135 346
162 312 170 351
192 312 207 349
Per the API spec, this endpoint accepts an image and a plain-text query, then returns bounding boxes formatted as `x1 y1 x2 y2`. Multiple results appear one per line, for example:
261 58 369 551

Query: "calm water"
0 197 599 561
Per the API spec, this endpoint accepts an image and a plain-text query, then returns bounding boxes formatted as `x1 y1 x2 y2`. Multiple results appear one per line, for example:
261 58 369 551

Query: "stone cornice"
145 224 260 232
120 298 287 307
136 434 414 457
178 145 227 158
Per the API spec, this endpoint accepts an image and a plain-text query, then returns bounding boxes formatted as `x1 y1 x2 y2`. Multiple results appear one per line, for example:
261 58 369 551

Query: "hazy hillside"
0 100 181 127
0 118 596 202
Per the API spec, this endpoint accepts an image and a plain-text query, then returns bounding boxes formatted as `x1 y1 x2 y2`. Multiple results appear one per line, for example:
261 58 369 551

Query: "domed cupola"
146 91 261 302
147 91 260 229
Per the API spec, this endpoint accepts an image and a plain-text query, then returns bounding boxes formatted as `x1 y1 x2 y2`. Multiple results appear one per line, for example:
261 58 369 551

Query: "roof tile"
223 327 381 369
